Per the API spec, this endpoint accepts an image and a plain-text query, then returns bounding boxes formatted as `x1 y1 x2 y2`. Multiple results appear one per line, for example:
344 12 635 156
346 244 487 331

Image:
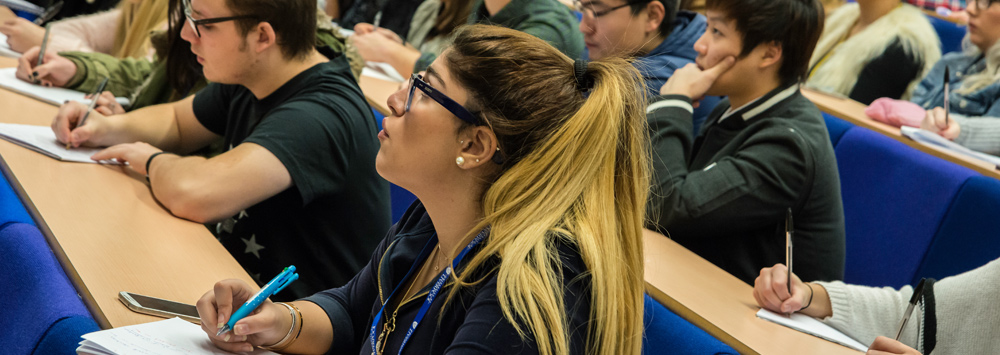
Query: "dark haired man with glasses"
49 0 390 300
577 0 719 134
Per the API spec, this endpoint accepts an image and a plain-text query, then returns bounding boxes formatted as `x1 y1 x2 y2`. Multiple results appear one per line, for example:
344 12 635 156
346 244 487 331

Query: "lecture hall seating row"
0 172 99 355
824 112 1000 288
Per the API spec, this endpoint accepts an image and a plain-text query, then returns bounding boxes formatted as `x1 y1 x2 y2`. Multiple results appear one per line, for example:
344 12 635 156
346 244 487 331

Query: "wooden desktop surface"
0 57 255 329
802 88 1000 180
359 73 398 116
644 229 862 354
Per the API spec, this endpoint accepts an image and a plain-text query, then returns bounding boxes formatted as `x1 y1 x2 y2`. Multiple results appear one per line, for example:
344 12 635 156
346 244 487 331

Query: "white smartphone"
118 291 201 324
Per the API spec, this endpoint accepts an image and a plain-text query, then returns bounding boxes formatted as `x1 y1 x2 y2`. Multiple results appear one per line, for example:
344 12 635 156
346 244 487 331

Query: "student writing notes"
645 0 846 285
195 25 649 355
49 0 390 300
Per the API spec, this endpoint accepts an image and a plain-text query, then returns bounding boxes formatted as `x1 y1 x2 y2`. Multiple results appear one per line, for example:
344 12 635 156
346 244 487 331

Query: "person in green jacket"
351 0 584 78
18 1 362 114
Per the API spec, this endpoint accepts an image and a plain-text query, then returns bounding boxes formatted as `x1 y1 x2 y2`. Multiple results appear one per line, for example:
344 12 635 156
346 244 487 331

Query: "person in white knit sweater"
753 259 1000 354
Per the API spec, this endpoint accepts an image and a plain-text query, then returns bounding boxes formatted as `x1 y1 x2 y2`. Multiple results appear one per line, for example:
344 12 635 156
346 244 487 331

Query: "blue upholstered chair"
371 107 418 223
0 173 34 227
834 127 976 288
643 294 738 355
822 112 854 148
0 223 99 354
914 176 1000 283
927 14 967 55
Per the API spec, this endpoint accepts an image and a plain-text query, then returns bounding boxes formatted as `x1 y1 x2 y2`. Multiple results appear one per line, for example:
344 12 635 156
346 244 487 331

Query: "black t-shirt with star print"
192 53 391 300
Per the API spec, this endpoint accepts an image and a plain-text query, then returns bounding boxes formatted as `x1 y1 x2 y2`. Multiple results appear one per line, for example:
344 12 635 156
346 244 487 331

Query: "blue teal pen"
217 265 299 336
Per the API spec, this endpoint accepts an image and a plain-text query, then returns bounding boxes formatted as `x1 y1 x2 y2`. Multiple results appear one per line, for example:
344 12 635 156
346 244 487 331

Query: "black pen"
894 278 927 341
785 208 793 295
944 66 950 126
66 76 109 149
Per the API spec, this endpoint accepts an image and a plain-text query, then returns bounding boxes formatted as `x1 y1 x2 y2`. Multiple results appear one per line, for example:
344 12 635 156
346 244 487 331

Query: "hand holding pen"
65 77 109 149
196 266 299 353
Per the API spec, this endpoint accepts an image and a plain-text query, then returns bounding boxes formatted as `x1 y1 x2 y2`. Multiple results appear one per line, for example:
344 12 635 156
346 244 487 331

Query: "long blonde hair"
443 25 649 355
112 0 169 58
957 33 1000 95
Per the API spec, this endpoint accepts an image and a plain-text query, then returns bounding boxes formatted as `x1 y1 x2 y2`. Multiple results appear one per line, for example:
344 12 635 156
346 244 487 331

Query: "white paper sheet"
0 123 117 163
77 317 278 355
0 67 129 106
756 308 868 352
901 126 1000 166
0 33 20 58
362 61 406 83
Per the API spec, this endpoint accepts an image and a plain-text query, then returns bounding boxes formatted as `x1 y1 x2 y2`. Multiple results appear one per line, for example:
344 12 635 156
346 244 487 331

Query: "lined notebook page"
756 309 868 352
78 317 278 355
0 67 129 106
0 123 115 163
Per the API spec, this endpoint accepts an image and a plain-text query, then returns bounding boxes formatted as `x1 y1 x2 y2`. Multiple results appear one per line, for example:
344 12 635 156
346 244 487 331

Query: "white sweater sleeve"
47 9 121 54
816 258 1000 353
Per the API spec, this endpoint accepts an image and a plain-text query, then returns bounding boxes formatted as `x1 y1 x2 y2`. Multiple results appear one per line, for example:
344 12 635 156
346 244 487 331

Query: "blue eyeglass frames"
404 74 504 164
406 74 481 126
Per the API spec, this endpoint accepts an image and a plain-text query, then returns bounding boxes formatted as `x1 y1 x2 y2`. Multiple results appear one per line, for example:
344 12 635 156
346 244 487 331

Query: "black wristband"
145 152 168 181
802 282 815 310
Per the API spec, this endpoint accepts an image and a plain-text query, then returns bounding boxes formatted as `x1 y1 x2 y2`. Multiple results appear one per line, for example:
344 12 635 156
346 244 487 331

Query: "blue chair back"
822 112 854 148
643 294 738 355
914 176 1000 283
834 127 975 287
927 14 966 55
0 223 98 354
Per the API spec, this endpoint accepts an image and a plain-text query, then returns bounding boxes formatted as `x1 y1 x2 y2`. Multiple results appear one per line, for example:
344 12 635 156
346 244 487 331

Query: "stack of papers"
0 123 116 163
0 67 130 106
901 126 1000 167
756 309 868 352
78 317 278 355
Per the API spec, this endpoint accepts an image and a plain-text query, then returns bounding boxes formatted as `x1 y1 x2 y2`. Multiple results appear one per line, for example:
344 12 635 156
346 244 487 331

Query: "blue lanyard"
369 227 490 355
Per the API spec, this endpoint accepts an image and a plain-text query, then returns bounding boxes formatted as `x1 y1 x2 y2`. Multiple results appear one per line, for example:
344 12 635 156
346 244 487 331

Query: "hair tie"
574 59 593 92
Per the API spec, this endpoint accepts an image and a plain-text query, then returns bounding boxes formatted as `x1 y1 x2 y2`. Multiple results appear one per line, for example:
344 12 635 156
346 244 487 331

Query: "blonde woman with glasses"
195 24 649 355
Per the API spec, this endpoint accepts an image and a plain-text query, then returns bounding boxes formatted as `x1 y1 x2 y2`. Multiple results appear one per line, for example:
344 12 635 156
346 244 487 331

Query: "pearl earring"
456 157 465 166
475 159 480 163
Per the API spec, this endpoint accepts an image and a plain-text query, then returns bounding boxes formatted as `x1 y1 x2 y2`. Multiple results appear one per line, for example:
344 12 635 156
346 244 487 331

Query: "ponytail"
443 25 649 355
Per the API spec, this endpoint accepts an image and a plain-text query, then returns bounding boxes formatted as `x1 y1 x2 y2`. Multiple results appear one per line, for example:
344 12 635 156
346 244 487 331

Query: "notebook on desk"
901 126 1000 167
756 309 868 352
0 123 118 163
78 317 277 355
0 67 129 106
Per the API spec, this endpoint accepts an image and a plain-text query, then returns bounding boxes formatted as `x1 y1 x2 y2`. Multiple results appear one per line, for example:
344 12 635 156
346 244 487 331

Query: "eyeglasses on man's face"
971 0 1000 10
573 0 654 19
182 0 258 38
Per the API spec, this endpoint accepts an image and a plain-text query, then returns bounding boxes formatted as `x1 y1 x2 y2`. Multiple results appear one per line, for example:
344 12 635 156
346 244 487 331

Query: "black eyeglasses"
406 74 481 125
573 0 653 19
405 74 505 164
972 0 1000 10
182 0 258 38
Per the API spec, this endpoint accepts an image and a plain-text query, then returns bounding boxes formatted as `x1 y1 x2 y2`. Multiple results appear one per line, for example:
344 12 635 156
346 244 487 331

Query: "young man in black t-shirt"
49 0 390 299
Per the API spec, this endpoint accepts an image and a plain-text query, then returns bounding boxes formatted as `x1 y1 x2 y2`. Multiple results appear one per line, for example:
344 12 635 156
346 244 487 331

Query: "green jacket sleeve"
646 95 814 236
60 51 155 98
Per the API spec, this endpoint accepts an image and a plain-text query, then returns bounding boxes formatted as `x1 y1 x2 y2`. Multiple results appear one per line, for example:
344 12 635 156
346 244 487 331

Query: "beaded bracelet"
259 302 299 351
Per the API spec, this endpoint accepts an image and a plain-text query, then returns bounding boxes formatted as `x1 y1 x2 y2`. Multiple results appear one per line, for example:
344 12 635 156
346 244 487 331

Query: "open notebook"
901 126 1000 167
756 309 868 352
0 67 129 106
78 317 278 355
0 123 117 163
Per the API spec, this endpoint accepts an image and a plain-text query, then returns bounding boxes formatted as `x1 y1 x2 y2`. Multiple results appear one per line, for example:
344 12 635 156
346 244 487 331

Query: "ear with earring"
456 157 465 166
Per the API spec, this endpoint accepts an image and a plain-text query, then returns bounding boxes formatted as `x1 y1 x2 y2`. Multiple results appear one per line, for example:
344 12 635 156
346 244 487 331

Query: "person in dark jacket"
646 0 846 285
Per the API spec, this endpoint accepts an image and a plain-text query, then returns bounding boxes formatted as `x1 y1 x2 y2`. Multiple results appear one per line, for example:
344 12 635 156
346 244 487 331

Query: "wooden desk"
802 88 1000 180
0 57 255 328
644 230 862 354
359 73 398 116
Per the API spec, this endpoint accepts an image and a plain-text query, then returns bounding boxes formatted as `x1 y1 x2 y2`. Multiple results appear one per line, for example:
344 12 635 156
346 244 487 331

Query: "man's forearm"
101 103 183 151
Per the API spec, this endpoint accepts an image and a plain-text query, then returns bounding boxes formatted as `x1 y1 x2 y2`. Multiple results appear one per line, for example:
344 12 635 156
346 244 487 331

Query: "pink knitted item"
865 98 926 128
